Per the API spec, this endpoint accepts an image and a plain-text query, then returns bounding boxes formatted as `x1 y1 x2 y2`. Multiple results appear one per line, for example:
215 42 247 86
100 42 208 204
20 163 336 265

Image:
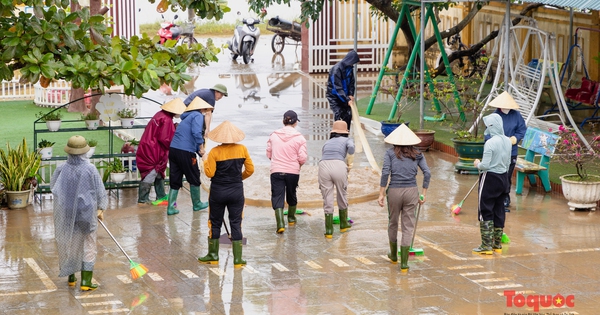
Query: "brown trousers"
387 187 418 246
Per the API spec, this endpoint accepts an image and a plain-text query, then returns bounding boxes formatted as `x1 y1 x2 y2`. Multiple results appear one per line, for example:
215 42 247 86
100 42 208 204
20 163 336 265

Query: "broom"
98 219 148 279
451 180 478 215
409 195 424 256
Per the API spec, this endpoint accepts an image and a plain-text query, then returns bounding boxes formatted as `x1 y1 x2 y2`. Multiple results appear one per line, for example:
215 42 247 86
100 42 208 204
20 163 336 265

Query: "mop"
450 180 478 215
409 195 424 256
98 219 148 279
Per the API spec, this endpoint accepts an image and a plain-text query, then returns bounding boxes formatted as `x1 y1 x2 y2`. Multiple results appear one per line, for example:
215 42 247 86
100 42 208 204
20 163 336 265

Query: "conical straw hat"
160 98 186 115
384 123 421 146
489 91 519 109
185 97 214 112
207 120 245 143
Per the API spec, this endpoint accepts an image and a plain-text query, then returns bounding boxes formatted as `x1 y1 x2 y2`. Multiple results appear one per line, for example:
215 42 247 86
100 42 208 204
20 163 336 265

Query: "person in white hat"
167 97 214 215
136 98 186 205
377 124 430 272
486 91 526 211
198 121 254 267
318 120 355 238
51 136 108 291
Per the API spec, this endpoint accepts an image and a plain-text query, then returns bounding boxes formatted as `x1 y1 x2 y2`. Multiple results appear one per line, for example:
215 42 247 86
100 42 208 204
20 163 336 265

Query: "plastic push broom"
451 180 478 215
98 219 148 279
409 195 424 256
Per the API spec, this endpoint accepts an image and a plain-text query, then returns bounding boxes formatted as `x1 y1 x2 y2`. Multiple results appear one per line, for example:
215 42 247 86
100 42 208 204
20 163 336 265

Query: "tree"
0 0 227 98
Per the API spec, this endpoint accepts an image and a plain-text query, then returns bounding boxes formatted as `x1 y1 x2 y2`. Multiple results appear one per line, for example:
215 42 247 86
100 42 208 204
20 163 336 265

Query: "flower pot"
381 121 409 137
39 147 53 160
560 174 600 211
45 120 61 132
451 138 485 174
5 190 30 209
86 147 96 159
120 118 134 129
85 119 100 130
110 172 127 184
413 129 436 152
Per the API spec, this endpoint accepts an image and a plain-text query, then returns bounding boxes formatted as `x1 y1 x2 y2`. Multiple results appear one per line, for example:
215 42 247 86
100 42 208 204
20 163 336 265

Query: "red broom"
451 180 478 215
98 219 148 279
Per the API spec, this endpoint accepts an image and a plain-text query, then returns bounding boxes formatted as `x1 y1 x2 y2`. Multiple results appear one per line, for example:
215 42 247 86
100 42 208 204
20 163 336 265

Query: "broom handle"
98 219 133 262
464 180 478 200
410 201 422 248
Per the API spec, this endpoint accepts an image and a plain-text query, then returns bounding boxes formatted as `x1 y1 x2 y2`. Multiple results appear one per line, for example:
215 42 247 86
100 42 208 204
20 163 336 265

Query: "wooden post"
590 10 600 82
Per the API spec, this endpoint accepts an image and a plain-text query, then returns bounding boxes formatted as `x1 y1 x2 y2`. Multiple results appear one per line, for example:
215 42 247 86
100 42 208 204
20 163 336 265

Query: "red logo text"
504 290 574 312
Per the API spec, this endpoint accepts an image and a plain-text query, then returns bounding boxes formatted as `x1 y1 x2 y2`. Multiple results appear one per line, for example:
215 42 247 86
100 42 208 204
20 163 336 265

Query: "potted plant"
116 108 137 129
101 157 127 184
553 125 600 210
36 110 63 132
0 138 42 209
86 139 98 159
380 86 415 137
81 111 100 130
37 139 55 160
411 128 436 152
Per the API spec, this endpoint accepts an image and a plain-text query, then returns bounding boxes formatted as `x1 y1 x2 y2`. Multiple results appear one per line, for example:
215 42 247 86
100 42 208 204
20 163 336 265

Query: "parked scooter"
228 13 261 64
158 14 182 44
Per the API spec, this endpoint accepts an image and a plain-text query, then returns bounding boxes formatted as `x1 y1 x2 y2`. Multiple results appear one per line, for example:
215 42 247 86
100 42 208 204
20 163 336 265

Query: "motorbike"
158 14 182 45
228 16 261 64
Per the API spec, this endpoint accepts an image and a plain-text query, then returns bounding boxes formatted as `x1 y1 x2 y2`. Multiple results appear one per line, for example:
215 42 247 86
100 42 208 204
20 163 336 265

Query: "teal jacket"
477 113 511 174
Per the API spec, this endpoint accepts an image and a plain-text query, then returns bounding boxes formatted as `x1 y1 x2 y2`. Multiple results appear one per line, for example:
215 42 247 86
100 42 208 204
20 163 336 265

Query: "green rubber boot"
190 185 208 211
68 274 77 287
154 177 167 201
324 213 333 238
275 208 285 233
137 182 152 204
198 237 219 264
339 208 351 232
493 227 504 253
232 240 246 268
80 271 98 291
472 220 494 255
400 246 410 271
287 205 297 226
167 189 179 215
388 242 398 264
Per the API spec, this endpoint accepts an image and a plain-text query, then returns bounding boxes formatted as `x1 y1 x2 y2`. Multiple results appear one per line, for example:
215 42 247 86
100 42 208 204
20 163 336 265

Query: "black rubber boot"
324 213 333 238
80 271 98 291
154 177 167 201
388 241 398 264
275 208 285 233
287 205 296 226
198 237 219 264
472 220 494 255
232 240 246 268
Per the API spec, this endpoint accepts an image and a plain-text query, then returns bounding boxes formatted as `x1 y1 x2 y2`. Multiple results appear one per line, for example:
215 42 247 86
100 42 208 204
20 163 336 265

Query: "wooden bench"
515 127 560 194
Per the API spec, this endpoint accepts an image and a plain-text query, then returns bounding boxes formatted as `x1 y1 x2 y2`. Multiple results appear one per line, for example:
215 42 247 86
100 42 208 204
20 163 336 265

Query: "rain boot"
324 213 333 238
400 246 410 271
472 220 494 255
68 274 77 287
191 185 208 211
388 241 398 264
275 208 285 233
80 270 98 291
339 208 351 232
154 178 167 202
167 189 179 215
493 227 504 253
232 240 246 268
137 182 152 204
287 205 297 226
198 237 219 264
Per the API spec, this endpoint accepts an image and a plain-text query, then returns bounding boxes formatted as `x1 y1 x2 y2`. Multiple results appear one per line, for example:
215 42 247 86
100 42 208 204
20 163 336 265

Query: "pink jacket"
266 126 307 174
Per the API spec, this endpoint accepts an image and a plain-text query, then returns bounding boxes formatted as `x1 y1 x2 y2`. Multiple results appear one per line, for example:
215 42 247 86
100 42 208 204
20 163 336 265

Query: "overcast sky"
136 0 300 24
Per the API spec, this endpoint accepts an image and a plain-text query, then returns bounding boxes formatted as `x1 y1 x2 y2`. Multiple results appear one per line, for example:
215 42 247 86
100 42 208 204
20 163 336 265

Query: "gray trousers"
318 160 348 214
387 187 418 246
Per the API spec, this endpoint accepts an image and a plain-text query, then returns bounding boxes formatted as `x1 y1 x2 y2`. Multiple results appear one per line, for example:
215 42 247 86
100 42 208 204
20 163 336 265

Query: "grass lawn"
0 100 124 154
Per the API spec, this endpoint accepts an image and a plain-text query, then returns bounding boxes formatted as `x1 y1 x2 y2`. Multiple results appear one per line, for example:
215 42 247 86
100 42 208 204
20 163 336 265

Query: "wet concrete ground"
2 35 600 314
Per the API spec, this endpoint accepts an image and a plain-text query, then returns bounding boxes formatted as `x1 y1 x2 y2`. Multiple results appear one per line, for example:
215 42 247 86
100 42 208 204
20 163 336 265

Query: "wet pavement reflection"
2 35 600 314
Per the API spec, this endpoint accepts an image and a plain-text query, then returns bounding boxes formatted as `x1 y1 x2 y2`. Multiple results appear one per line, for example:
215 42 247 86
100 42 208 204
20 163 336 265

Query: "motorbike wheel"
178 35 198 48
242 42 252 64
271 35 285 53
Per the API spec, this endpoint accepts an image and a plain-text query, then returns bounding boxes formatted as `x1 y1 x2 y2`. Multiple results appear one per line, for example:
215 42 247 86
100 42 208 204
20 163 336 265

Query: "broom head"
501 233 510 244
129 260 148 279
451 204 461 215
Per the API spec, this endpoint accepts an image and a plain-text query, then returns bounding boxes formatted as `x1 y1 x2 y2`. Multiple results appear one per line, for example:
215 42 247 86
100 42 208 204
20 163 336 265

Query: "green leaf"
121 74 131 89
122 60 134 72
40 64 55 78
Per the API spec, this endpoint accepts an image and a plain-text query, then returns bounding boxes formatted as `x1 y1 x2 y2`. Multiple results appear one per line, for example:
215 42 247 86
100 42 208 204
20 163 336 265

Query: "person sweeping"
51 136 108 290
377 124 430 272
472 113 511 255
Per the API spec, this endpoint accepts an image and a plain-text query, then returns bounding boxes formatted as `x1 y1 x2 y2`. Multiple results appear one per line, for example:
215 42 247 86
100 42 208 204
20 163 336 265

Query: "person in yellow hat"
199 121 254 267
378 124 430 272
51 136 108 291
166 97 213 215
486 91 526 212
136 98 186 205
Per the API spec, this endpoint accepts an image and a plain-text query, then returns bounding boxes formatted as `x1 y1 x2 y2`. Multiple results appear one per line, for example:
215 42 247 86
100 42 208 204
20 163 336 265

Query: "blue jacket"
484 108 527 156
183 89 216 106
326 50 360 106
170 111 205 153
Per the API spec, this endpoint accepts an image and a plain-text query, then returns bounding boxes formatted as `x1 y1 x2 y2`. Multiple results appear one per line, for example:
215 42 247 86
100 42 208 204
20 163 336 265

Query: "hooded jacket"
266 125 307 174
136 110 176 179
484 108 527 156
170 110 205 153
326 50 360 105
478 113 511 174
